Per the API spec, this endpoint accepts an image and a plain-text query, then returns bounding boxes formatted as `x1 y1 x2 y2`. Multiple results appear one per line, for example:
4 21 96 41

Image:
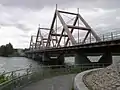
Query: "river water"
0 56 120 73
0 57 40 73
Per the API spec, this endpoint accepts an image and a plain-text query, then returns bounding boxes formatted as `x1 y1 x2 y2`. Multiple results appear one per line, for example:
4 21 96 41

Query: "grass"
71 88 74 90
0 74 9 83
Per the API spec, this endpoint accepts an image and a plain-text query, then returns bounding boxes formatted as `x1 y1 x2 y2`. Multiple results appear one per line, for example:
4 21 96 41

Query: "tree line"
0 43 14 57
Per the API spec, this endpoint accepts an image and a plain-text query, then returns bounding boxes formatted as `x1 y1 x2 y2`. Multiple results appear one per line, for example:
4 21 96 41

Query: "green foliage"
71 87 74 90
6 43 13 55
0 74 9 83
0 43 14 57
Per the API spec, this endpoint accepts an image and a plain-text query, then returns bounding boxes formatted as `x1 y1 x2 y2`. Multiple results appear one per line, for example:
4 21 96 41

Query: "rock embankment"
84 64 120 90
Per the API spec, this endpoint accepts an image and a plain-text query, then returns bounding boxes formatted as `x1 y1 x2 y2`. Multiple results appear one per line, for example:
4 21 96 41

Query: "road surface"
22 74 76 90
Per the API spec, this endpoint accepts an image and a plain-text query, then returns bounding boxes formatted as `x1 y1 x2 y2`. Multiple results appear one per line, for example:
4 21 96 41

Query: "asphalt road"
22 74 76 90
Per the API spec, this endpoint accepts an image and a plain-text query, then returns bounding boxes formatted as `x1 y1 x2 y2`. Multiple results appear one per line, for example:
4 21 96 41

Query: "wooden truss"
46 10 101 48
29 9 101 49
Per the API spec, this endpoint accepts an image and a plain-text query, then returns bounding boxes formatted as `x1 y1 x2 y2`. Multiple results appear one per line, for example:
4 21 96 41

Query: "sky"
0 0 120 48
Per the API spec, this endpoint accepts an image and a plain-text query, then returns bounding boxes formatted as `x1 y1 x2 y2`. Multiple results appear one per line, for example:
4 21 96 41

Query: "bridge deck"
28 9 120 54
27 38 120 54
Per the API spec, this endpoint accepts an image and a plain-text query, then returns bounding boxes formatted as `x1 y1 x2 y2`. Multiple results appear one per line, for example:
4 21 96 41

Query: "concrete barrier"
74 68 101 90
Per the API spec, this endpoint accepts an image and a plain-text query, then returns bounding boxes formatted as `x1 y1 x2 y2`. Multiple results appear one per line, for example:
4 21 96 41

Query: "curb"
74 68 102 90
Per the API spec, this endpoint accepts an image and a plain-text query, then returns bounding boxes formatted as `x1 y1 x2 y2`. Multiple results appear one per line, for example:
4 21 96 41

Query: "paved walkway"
22 74 76 90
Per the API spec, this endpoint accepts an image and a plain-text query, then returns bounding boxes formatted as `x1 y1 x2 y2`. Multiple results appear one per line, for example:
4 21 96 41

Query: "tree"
6 43 13 55
0 43 14 57
0 45 6 56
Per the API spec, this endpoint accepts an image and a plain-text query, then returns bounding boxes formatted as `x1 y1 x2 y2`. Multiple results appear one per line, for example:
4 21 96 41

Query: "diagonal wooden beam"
29 36 33 49
56 10 77 46
82 31 90 44
52 30 59 47
40 28 45 47
38 28 45 47
46 11 56 47
78 14 101 41
65 15 78 46
51 36 56 47
57 29 65 47
35 28 40 49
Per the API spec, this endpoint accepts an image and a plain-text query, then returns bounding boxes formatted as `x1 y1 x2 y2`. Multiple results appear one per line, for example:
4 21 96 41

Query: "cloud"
0 0 119 48
0 0 120 10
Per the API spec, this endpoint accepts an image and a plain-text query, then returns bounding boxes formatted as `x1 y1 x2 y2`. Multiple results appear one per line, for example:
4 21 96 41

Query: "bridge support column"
33 54 42 61
57 54 64 65
75 52 91 64
42 53 64 65
99 51 112 65
26 54 32 58
42 53 50 62
32 54 35 59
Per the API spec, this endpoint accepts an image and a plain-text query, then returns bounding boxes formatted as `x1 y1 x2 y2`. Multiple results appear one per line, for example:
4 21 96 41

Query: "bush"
0 74 8 83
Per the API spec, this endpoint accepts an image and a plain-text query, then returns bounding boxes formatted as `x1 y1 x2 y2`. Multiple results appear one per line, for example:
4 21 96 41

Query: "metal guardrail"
29 31 120 51
84 31 120 44
0 63 110 90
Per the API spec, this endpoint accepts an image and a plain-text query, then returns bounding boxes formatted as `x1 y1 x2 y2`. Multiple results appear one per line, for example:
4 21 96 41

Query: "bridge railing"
28 31 120 51
82 31 120 44
0 63 110 90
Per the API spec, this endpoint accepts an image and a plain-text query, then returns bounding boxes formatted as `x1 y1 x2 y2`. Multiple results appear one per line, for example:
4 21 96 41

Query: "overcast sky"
0 0 120 48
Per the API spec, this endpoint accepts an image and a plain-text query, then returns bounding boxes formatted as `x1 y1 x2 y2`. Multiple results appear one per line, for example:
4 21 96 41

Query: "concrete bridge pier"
42 53 64 65
26 54 32 58
75 52 91 64
26 54 35 59
98 51 112 65
75 51 112 65
31 54 35 60
33 54 42 61
57 54 64 65
42 53 50 64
